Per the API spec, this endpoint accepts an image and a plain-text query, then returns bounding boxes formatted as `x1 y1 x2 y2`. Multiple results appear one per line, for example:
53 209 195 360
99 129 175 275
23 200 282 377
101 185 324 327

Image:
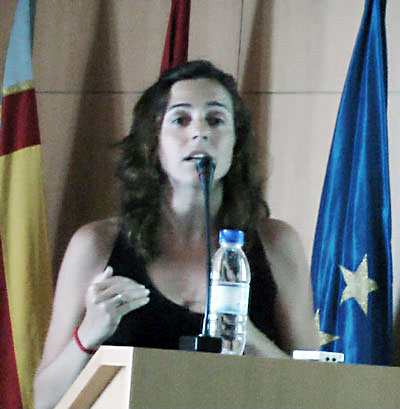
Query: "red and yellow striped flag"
160 0 191 75
0 1 53 407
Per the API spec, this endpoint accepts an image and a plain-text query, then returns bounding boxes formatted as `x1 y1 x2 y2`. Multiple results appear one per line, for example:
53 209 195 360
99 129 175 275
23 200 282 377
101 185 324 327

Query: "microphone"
195 155 216 334
179 154 222 353
195 154 216 193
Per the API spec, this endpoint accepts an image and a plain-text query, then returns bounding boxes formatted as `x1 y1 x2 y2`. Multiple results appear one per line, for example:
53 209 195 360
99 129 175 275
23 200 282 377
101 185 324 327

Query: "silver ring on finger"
116 293 125 306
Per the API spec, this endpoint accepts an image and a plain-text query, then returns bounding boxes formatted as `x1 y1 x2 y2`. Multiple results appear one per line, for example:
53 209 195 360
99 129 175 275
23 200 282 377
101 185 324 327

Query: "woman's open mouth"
183 151 210 161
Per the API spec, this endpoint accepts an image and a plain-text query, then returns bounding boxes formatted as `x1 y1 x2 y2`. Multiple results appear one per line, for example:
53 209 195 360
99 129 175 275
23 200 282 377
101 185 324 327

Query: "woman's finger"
91 266 113 285
92 274 142 291
96 276 147 294
117 295 150 315
94 283 149 304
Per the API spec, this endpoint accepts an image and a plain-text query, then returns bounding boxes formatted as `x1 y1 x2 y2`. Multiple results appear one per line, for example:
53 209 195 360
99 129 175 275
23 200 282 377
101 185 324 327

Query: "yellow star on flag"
315 309 339 346
339 254 378 315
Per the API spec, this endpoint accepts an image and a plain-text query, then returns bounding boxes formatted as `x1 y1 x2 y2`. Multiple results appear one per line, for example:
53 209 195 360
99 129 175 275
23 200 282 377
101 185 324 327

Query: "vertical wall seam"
237 0 244 79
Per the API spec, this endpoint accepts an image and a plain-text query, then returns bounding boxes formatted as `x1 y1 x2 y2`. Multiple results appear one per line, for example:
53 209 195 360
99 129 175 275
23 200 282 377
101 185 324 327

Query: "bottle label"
209 283 249 314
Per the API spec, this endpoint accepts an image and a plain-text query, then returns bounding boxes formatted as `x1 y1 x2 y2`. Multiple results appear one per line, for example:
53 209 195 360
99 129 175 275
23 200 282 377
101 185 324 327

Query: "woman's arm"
245 319 289 358
245 218 319 357
33 220 150 409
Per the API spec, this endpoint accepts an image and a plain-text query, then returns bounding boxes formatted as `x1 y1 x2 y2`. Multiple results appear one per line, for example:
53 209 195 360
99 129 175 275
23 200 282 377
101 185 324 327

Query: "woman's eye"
172 115 190 126
207 116 224 126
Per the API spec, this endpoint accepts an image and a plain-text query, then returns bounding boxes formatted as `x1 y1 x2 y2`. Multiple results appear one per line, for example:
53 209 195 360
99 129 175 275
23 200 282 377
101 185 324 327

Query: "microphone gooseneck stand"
179 155 222 353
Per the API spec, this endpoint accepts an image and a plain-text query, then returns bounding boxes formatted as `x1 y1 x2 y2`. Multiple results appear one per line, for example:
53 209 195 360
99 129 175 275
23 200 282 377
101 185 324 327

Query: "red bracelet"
73 327 97 355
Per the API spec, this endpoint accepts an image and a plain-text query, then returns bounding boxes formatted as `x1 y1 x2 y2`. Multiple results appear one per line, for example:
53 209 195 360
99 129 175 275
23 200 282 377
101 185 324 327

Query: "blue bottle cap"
218 229 244 245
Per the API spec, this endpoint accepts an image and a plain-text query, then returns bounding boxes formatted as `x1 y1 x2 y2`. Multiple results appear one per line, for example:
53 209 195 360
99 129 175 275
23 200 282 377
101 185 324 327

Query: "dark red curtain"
160 0 191 75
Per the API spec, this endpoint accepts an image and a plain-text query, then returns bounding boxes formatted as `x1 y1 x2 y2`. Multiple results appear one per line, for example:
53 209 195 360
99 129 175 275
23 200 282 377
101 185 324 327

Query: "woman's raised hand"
77 266 150 350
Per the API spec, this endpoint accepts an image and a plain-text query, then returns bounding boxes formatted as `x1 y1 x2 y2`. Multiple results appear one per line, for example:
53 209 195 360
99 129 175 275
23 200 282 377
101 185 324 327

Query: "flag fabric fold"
0 0 53 407
311 0 392 365
0 240 22 409
160 0 191 75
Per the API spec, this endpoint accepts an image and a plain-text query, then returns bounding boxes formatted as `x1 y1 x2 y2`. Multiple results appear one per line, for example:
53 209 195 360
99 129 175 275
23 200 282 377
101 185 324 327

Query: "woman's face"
158 78 236 187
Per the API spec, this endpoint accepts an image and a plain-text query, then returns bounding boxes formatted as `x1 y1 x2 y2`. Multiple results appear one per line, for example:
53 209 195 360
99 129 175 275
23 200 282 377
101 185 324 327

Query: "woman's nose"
191 119 210 140
192 133 208 140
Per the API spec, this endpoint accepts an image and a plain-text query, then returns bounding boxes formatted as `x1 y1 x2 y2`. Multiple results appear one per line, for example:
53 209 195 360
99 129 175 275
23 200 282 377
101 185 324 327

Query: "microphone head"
183 152 216 186
195 154 216 192
196 154 216 176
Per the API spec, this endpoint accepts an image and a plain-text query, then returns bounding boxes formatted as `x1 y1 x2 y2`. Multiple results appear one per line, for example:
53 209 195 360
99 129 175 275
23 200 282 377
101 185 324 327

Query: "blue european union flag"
311 0 392 365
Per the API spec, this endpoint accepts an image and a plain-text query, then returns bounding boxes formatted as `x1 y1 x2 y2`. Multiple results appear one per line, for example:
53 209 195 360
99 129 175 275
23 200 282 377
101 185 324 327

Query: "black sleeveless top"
103 233 279 349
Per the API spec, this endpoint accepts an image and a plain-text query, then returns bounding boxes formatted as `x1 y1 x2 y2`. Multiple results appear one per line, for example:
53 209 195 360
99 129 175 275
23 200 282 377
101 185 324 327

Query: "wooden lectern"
55 346 400 409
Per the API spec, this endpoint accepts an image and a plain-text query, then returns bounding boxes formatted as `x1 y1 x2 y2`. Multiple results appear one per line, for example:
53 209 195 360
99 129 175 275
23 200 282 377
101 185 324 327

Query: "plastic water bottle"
208 229 251 355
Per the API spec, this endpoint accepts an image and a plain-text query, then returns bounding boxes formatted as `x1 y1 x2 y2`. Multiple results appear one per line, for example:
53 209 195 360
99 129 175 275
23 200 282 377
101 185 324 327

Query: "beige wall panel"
37 92 140 268
33 0 170 93
244 93 339 263
239 0 364 93
28 2 400 93
388 94 400 349
189 0 242 77
387 3 400 91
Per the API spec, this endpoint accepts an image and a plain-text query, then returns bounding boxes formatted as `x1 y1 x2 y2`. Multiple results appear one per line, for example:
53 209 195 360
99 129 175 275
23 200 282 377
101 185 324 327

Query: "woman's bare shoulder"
258 217 301 251
61 217 120 275
72 217 119 247
257 217 307 281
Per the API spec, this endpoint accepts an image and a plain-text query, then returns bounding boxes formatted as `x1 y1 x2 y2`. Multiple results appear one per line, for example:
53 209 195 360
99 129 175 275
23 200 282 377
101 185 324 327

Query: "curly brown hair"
116 60 268 260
